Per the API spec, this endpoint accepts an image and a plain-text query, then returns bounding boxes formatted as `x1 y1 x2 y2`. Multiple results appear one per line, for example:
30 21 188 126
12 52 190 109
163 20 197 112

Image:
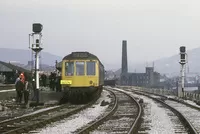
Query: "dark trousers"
52 83 55 91
50 81 55 91
42 80 46 87
24 90 29 104
32 89 36 101
16 90 22 103
56 83 61 92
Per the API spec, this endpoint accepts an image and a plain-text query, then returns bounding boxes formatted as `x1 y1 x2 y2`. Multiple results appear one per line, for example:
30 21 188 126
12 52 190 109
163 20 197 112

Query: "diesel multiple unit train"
60 52 105 103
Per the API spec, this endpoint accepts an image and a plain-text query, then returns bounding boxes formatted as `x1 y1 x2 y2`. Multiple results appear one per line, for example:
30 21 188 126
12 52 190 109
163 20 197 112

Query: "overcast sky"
1 0 200 68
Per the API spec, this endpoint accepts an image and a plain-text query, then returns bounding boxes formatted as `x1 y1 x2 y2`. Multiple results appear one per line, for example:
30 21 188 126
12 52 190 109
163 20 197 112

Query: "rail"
78 87 142 134
77 88 118 134
133 90 198 134
1 95 99 134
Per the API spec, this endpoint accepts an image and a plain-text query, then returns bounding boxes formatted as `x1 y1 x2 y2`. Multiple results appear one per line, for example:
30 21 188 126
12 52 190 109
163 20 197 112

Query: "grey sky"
1 0 200 69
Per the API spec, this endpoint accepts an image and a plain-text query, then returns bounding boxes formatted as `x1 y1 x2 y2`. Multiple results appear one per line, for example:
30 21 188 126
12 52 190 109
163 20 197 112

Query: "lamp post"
29 23 43 104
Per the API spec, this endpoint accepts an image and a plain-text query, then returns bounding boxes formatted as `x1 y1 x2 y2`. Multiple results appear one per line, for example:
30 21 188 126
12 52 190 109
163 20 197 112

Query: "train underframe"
59 85 103 104
104 80 116 87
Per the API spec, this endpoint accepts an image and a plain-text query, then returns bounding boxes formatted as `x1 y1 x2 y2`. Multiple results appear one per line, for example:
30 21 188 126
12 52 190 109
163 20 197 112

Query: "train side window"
65 62 74 76
87 61 95 75
76 61 85 76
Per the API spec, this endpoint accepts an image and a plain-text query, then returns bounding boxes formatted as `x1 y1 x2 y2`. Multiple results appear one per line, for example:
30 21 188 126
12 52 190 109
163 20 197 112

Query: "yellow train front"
60 52 104 104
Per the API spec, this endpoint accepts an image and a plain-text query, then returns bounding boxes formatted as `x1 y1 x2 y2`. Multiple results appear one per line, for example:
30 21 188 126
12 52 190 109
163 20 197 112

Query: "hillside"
1 47 200 76
0 48 62 65
150 47 200 75
115 47 200 76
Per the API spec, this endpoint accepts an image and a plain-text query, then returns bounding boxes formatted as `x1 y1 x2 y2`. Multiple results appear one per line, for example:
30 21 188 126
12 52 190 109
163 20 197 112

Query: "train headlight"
89 81 93 84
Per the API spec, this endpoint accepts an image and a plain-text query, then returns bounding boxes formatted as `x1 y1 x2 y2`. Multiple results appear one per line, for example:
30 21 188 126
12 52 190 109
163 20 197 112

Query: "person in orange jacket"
20 72 25 84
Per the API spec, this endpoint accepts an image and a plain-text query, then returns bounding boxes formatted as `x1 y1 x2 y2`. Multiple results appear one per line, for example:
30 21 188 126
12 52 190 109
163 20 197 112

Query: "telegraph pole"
29 23 43 104
178 46 187 98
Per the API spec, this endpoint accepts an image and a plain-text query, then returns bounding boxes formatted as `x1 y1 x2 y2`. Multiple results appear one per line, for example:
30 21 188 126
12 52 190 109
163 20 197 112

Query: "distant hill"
149 47 200 75
2 47 200 76
0 48 62 66
113 47 200 76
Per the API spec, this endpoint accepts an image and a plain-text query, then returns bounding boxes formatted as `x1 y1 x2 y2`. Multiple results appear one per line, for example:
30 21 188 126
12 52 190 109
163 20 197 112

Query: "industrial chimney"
121 40 128 74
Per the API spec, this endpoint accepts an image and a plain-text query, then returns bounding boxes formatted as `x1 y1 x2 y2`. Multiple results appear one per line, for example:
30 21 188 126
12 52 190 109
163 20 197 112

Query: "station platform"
0 84 15 90
0 87 63 105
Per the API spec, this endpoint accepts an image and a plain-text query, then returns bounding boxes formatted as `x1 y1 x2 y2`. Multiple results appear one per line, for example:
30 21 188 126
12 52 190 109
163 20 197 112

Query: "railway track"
0 97 98 134
122 88 198 134
165 99 200 134
131 88 200 134
77 87 142 134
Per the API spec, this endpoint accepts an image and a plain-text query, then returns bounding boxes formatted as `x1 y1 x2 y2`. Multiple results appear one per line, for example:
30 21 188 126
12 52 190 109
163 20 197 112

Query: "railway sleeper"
0 126 19 132
3 90 100 134
134 91 198 134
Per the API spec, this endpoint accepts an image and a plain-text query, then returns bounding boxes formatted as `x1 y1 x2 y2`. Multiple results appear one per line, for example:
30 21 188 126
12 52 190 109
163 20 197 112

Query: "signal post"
29 23 43 104
178 46 187 98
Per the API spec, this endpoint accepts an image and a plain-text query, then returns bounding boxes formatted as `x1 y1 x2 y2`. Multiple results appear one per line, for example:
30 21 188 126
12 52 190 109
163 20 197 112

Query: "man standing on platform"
24 80 30 107
15 77 24 104
15 74 21 103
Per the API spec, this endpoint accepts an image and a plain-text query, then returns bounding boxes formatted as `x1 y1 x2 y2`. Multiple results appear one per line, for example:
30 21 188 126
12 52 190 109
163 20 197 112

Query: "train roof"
62 52 104 66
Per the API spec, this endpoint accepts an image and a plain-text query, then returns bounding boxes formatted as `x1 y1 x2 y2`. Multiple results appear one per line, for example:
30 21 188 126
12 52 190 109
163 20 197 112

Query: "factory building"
120 40 160 87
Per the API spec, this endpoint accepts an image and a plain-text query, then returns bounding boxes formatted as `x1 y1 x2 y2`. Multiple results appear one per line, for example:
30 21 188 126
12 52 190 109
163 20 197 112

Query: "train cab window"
65 62 74 76
87 61 96 75
76 61 85 76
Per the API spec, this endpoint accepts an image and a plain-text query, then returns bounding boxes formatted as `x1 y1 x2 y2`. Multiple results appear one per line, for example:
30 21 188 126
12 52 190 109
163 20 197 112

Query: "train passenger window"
87 61 95 75
76 61 85 75
65 62 74 76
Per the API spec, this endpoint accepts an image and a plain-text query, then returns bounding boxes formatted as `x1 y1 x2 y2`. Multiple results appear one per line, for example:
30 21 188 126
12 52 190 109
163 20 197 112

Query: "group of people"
14 71 62 106
15 72 31 105
40 72 61 92
49 72 61 92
